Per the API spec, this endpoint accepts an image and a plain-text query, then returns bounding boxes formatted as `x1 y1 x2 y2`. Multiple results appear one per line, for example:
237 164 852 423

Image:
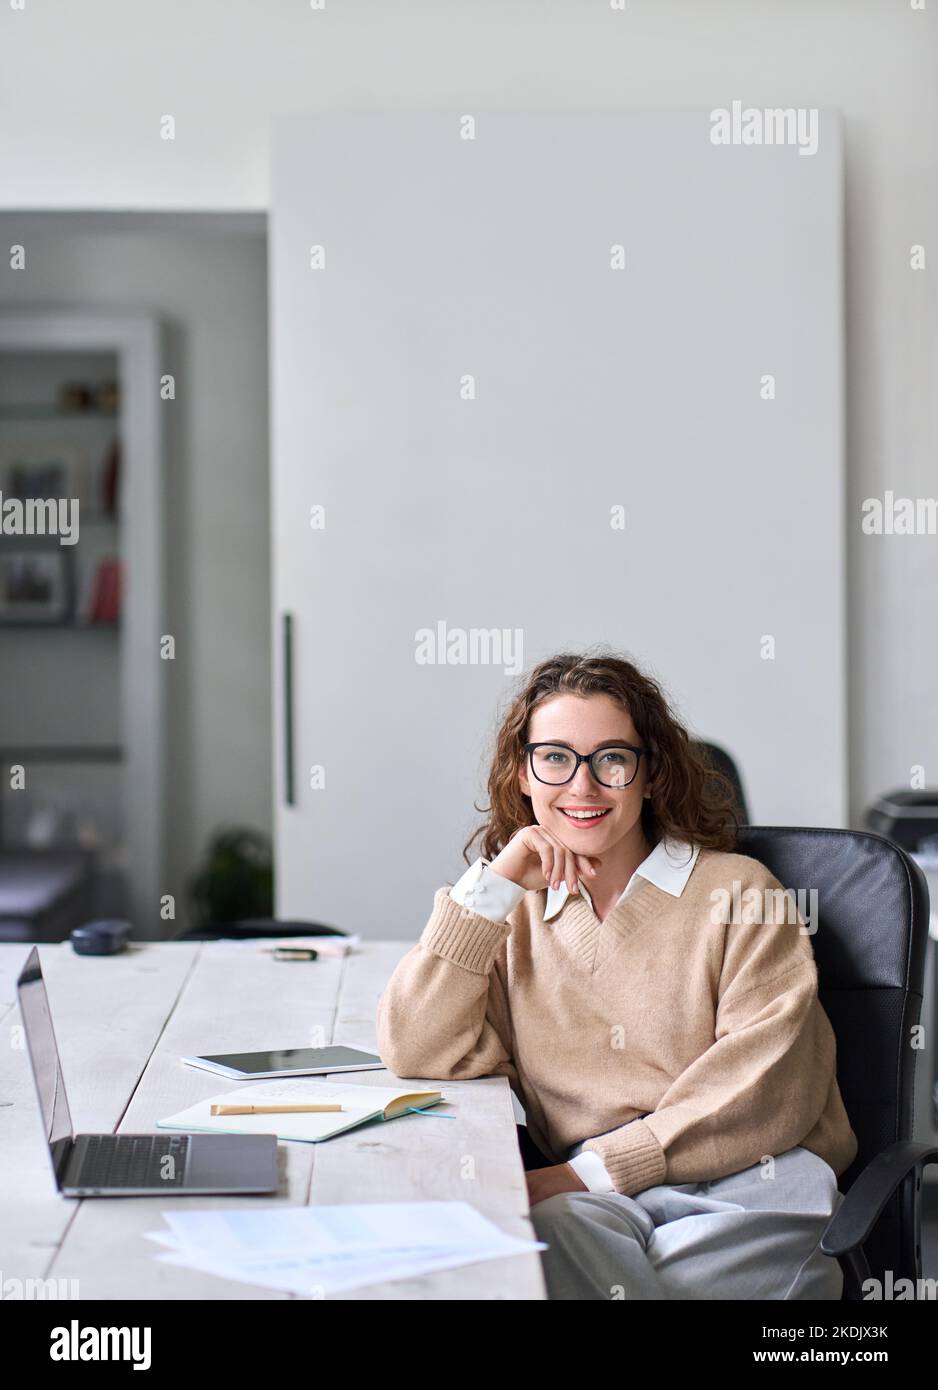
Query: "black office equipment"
178 917 346 942
71 919 130 955
865 789 938 859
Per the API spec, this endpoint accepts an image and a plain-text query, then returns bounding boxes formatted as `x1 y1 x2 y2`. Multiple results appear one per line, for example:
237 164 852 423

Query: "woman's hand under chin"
490 824 601 894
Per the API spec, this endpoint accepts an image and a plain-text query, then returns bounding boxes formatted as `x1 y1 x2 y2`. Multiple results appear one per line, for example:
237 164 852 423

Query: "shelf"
0 406 118 420
0 508 122 523
0 745 123 763
0 620 121 631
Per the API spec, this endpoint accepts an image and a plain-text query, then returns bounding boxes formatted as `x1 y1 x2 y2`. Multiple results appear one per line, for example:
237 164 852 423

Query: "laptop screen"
16 947 74 1163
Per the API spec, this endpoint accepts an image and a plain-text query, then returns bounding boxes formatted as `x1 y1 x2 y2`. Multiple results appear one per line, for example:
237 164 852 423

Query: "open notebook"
157 1078 446 1143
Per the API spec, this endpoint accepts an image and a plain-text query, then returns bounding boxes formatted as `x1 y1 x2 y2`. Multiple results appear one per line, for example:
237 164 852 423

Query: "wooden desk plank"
44 940 337 1299
324 940 544 1299
36 941 543 1300
0 943 199 1284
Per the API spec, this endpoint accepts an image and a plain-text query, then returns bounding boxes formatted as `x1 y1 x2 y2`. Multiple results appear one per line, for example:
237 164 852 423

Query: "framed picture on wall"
0 441 92 507
0 544 73 624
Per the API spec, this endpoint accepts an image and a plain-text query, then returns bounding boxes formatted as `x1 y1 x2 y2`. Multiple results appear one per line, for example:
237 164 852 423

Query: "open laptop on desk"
16 946 279 1197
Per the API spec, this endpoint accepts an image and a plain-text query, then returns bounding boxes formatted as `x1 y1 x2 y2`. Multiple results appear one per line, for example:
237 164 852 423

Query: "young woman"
375 650 858 1300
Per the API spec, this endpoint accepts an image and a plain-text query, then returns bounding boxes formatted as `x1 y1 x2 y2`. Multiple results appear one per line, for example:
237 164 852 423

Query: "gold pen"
210 1102 343 1115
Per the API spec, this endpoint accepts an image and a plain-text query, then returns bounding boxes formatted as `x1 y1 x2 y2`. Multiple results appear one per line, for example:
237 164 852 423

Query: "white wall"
269 109 847 935
1 0 935 830
0 214 272 922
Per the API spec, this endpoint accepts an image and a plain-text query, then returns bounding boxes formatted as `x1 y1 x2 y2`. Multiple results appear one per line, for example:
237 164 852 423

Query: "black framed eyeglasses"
523 741 648 789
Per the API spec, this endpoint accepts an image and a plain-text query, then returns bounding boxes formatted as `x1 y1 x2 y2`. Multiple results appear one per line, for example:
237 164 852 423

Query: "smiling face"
518 692 653 859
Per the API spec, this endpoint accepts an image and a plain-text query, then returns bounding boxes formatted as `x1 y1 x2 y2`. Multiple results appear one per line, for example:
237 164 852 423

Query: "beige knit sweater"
375 847 858 1196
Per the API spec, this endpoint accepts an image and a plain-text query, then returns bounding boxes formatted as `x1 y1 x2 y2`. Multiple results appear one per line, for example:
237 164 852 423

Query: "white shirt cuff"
448 856 527 924
567 1148 616 1193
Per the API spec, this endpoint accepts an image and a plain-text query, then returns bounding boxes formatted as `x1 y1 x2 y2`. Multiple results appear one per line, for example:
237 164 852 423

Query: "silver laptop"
16 946 279 1197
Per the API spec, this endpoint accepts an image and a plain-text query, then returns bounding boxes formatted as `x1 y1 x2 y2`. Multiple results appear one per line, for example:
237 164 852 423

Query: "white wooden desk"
0 941 545 1300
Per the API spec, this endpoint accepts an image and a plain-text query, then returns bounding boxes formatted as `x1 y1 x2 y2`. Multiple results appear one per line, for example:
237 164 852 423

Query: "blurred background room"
1 0 936 1241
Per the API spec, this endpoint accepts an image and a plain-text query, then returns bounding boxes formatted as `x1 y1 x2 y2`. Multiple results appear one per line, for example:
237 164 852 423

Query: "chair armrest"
820 1140 938 1257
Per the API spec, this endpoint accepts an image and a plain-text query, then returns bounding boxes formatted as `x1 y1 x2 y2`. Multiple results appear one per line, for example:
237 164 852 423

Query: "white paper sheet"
153 1239 540 1295
145 1202 545 1295
161 1200 508 1257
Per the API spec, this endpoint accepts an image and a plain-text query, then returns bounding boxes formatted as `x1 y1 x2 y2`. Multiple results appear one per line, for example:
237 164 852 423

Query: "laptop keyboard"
75 1134 190 1188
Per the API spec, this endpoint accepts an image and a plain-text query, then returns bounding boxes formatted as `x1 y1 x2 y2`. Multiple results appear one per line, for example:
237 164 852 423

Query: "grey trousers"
528 1145 845 1301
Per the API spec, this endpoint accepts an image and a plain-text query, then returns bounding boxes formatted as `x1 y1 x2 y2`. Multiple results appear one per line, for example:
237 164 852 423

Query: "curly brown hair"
462 648 742 864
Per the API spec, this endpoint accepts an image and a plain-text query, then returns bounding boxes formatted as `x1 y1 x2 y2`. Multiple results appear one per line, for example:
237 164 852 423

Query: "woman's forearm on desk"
374 878 518 1085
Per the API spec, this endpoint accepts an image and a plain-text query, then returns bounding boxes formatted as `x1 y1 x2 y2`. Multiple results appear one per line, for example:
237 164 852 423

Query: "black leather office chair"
697 740 750 825
737 825 936 1300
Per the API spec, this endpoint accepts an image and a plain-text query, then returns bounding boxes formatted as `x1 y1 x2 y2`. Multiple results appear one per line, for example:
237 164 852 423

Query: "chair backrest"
736 826 930 1284
696 740 750 824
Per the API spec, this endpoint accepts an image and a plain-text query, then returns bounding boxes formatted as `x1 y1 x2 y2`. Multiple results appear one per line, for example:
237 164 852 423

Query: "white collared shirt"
449 837 701 1193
